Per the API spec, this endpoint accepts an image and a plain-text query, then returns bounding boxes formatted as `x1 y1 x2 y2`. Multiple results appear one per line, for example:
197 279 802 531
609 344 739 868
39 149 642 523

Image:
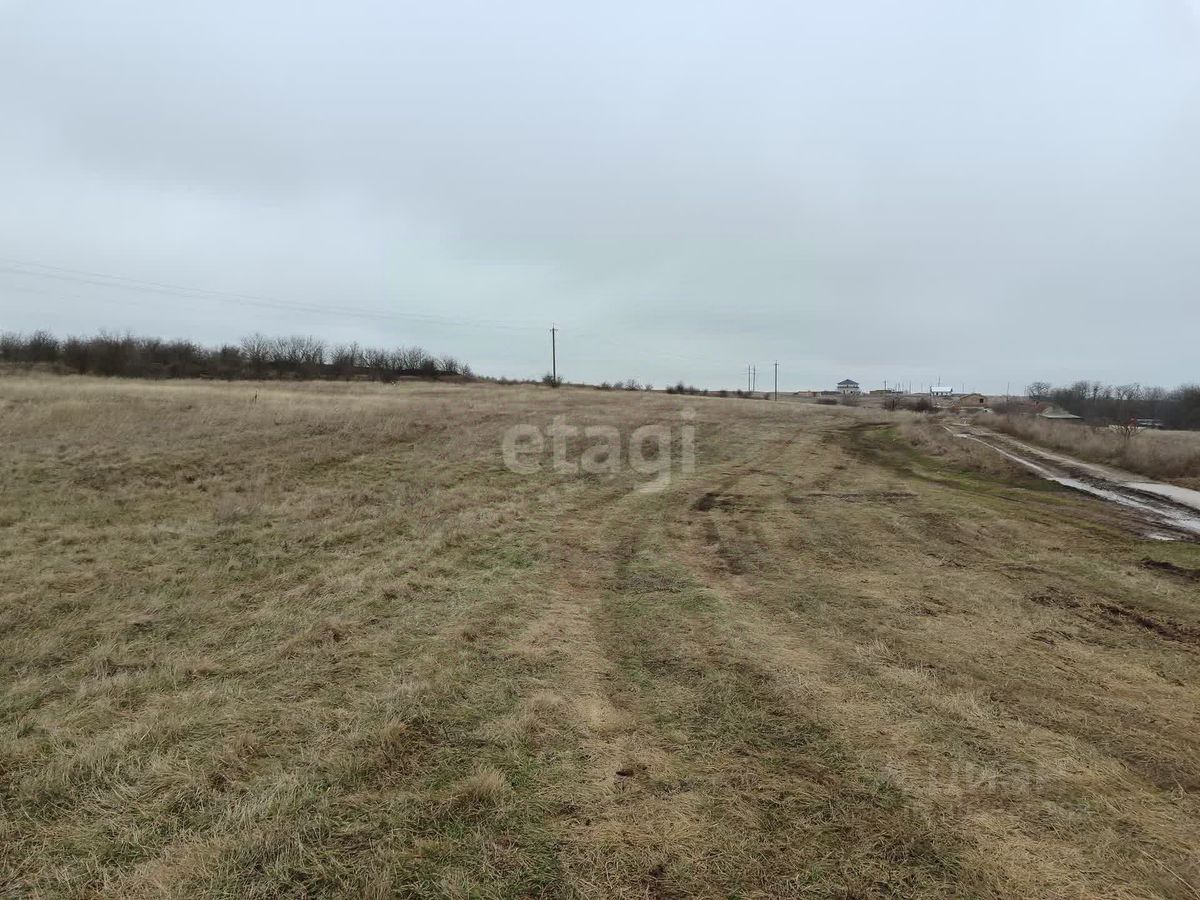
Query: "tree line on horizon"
0 330 472 382
1023 380 1200 430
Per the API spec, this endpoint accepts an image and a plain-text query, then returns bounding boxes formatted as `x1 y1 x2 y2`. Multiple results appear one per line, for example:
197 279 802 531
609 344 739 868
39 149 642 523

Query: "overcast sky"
2 1 1198 392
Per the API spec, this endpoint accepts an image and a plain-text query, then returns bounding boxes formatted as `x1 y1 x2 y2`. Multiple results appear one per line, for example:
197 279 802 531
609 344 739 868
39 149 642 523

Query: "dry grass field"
986 415 1200 490
2 375 1199 899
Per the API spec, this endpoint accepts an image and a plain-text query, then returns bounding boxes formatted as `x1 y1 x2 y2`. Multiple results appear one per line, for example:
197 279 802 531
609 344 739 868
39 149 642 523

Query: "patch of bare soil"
1095 602 1200 648
1142 558 1200 582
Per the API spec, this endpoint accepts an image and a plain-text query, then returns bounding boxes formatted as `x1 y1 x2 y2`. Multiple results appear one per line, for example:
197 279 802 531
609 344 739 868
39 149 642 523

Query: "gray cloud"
2 0 1198 391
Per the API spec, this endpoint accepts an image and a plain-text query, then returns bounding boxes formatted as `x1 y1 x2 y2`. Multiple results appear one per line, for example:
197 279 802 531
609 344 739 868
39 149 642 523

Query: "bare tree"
1026 381 1051 400
240 333 272 376
331 343 360 379
0 332 20 361
0 328 473 384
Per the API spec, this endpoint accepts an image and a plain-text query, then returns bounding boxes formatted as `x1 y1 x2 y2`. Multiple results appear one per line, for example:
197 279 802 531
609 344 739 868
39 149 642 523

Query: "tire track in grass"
519 424 988 898
675 421 1200 899
592 513 983 898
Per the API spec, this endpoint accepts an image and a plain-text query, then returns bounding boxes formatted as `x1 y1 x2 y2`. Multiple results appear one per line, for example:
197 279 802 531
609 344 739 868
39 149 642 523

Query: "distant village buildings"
789 380 1074 419
952 393 989 409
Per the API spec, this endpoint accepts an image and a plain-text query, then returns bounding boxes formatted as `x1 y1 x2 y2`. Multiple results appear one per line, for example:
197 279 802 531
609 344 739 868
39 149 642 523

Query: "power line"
1 256 807 390
1 276 785 390
568 326 725 369
0 257 553 333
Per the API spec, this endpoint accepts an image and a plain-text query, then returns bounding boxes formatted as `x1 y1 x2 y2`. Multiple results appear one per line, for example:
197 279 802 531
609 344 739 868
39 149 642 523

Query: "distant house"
952 393 989 409
1039 405 1082 422
837 379 861 396
929 385 956 397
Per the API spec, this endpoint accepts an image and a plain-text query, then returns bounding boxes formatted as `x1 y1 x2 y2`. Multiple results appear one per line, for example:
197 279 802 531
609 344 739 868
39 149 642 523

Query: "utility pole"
752 365 757 392
773 361 779 400
747 364 751 393
550 326 557 384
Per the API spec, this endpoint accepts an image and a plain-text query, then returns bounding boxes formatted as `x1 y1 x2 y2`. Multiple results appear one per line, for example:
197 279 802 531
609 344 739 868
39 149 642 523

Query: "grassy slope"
1 376 1198 899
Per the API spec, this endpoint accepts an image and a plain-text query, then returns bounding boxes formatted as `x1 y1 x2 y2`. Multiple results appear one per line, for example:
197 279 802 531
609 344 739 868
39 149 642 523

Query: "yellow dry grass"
1 374 1199 898
988 414 1200 489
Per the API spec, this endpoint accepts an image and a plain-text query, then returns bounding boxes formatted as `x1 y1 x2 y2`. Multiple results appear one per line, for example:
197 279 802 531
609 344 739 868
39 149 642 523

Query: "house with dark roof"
837 379 860 396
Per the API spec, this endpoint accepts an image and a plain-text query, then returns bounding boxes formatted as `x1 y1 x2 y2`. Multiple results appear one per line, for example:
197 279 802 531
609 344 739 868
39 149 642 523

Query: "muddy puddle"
946 425 1200 541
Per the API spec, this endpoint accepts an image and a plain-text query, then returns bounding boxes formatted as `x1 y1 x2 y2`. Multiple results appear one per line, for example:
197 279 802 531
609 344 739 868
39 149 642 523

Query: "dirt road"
948 423 1200 540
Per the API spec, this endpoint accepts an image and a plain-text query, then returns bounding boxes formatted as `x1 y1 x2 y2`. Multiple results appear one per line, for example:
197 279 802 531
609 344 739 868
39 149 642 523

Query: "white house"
837 379 861 396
